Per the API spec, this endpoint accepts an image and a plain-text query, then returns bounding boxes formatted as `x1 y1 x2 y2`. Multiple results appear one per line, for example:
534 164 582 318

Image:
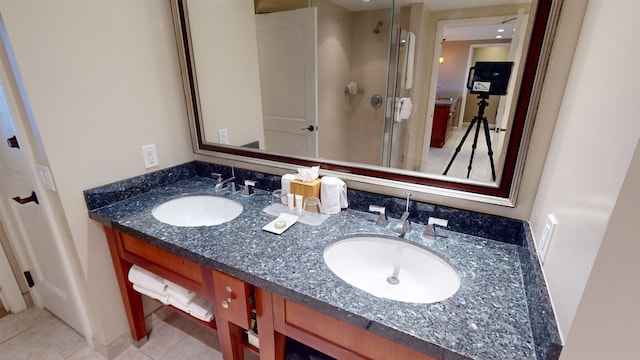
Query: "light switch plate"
35 164 56 191
539 214 557 263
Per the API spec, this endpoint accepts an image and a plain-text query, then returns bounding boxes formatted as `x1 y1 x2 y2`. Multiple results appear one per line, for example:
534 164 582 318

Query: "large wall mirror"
171 0 560 206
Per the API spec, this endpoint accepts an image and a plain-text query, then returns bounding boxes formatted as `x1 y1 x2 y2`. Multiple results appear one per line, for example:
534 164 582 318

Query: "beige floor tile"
0 314 85 359
66 346 107 360
158 329 222 360
139 311 198 359
114 345 153 360
0 307 52 344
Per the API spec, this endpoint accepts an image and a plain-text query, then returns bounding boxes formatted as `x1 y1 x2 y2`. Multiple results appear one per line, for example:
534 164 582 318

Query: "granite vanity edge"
520 222 563 360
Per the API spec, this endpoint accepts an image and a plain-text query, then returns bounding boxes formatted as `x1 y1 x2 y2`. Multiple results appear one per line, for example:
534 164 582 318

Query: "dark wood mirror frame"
171 0 560 204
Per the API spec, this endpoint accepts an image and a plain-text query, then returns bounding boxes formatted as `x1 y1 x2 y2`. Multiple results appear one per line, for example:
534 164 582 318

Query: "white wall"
189 0 265 147
560 141 640 359
530 0 640 340
0 0 192 350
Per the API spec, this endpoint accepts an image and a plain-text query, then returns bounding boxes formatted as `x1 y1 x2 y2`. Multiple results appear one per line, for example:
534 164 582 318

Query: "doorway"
421 13 528 180
0 14 87 335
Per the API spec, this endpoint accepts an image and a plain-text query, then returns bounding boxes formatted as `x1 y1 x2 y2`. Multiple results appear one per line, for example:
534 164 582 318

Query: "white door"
256 7 318 158
0 33 84 333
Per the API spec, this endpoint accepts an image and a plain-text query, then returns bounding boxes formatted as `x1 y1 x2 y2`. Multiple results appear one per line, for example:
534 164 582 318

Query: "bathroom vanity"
85 161 561 360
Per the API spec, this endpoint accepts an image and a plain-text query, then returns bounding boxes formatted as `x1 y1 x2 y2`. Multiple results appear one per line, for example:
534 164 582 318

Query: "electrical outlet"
141 144 159 168
218 129 229 144
538 214 557 263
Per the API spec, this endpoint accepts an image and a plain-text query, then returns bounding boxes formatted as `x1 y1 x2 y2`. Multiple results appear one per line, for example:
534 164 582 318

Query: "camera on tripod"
468 61 513 96
443 61 514 182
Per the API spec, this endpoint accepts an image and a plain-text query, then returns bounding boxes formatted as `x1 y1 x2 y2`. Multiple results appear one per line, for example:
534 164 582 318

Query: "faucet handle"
211 172 223 183
242 180 256 196
368 205 388 227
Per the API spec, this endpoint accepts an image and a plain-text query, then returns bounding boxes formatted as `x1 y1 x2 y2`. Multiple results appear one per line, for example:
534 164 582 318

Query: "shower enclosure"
312 0 410 169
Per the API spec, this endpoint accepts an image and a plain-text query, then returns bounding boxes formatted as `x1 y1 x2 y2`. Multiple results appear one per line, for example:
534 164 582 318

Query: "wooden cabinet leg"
255 288 286 360
216 319 245 360
104 226 148 344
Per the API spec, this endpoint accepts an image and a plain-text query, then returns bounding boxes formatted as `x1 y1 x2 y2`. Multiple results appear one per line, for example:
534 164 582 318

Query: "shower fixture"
373 21 383 34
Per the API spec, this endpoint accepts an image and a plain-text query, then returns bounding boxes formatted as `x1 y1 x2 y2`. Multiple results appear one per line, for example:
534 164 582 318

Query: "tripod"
443 94 496 181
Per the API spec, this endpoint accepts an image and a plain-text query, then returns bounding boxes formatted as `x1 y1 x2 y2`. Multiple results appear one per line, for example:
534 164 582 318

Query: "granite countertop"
435 97 458 106
86 173 559 360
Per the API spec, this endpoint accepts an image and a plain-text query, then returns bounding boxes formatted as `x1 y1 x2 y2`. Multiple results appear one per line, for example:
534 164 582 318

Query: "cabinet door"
430 105 450 148
212 270 253 329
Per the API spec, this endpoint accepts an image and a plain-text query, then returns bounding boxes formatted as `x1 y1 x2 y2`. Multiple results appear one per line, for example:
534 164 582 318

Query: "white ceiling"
444 23 517 41
328 0 531 12
327 1 527 41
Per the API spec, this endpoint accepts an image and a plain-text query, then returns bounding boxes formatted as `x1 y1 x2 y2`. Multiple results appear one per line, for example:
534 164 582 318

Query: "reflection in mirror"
172 0 558 203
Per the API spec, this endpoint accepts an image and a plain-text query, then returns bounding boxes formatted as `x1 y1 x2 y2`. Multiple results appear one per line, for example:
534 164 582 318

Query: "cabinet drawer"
212 270 253 329
118 232 206 295
276 296 437 360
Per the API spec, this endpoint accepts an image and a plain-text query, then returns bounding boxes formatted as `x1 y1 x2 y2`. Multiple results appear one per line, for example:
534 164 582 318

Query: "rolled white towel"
320 177 348 214
133 284 169 305
128 265 167 295
188 296 214 322
281 174 296 204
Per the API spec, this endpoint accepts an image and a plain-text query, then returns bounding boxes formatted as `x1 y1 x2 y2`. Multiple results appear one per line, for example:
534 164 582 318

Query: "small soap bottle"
295 194 303 214
287 193 295 212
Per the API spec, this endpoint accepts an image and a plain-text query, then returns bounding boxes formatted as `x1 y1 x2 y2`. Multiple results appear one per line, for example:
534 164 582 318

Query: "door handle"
301 125 317 132
6 136 19 149
12 191 39 205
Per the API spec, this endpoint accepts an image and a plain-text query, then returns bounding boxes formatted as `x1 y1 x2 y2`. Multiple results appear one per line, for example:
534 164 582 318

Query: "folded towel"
188 296 214 322
168 295 189 313
133 284 169 304
128 265 167 294
165 281 197 307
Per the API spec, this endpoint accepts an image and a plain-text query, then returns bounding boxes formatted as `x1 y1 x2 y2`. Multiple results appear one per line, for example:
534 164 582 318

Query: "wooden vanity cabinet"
254 290 438 360
103 227 255 360
104 227 438 360
430 103 456 148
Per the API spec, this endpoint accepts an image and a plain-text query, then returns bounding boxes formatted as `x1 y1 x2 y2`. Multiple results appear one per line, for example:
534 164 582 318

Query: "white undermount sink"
152 195 243 227
323 235 460 303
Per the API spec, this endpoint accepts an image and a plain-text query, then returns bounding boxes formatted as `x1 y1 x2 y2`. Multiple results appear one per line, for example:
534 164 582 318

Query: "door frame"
0 227 25 313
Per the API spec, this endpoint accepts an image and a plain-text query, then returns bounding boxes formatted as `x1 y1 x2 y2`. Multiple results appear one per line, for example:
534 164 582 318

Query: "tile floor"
0 306 242 360
425 125 505 183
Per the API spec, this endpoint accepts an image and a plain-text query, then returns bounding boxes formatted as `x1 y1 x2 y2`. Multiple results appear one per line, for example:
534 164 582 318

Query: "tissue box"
290 178 321 204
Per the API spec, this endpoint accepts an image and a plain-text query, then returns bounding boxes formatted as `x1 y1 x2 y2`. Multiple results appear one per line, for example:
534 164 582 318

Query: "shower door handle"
301 125 317 132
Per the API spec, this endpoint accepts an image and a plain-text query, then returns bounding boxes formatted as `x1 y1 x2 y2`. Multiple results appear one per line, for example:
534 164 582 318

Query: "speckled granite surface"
84 162 561 360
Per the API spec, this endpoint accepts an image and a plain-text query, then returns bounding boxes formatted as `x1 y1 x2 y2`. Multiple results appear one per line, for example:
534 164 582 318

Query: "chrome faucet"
369 205 388 227
395 192 412 237
214 165 236 192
